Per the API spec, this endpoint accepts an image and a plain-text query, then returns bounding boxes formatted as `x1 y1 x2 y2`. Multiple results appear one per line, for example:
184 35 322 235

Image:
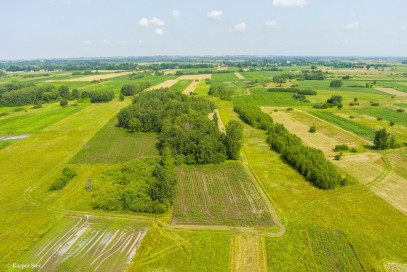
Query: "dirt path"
230 233 268 272
208 109 226 133
375 88 407 97
183 80 199 95
235 72 245 80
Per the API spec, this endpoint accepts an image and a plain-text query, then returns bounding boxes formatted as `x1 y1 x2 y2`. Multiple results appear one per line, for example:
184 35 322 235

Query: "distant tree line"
118 89 243 164
234 105 347 189
0 83 113 106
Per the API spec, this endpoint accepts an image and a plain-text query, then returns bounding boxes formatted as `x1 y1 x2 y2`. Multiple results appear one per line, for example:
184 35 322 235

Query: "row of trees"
118 89 243 164
120 82 150 96
208 84 231 101
234 105 347 189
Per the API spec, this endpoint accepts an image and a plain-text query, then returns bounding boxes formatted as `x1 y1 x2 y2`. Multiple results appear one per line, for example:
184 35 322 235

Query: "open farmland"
354 107 407 127
233 88 307 107
70 115 158 164
172 162 275 226
169 79 193 92
177 74 212 80
230 233 268 272
11 216 148 272
182 80 199 95
375 87 407 96
148 79 178 89
262 108 368 152
311 111 376 140
55 71 134 82
0 105 87 134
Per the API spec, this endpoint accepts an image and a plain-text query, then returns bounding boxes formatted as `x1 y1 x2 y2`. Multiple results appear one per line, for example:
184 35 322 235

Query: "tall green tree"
225 120 244 160
373 128 390 150
58 85 70 98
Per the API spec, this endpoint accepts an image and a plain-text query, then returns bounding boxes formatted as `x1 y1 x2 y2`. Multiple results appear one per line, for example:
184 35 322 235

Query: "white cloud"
350 12 357 16
65 0 71 5
138 17 165 27
150 17 165 26
172 10 181 19
265 20 278 27
207 10 223 21
154 28 164 35
401 26 407 31
103 40 111 44
344 21 359 30
83 40 92 45
118 41 128 44
273 0 309 7
138 18 149 27
137 40 144 44
233 22 246 32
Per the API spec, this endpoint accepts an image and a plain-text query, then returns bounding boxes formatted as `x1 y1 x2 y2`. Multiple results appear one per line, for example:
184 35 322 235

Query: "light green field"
70 114 159 164
169 79 193 92
0 104 87 134
233 88 307 106
354 107 407 127
0 98 130 269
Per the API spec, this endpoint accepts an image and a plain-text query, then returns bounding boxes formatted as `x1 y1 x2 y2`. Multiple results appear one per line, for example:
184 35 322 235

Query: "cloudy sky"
1 0 406 59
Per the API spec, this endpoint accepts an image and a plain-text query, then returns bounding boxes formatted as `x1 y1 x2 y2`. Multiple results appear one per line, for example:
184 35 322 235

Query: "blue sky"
1 0 406 59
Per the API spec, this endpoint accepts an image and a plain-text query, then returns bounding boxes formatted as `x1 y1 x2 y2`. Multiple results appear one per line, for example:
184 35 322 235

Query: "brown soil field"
183 80 199 95
149 79 178 90
230 233 268 272
235 72 245 79
374 88 407 96
177 74 212 80
50 71 133 82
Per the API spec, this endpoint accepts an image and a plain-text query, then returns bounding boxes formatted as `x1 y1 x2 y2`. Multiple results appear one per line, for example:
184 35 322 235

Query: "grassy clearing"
0 99 130 269
230 233 268 272
70 115 158 164
11 216 148 272
296 80 392 95
354 107 407 127
311 111 376 140
396 103 407 108
233 88 307 107
212 73 239 82
0 105 87 134
128 225 230 272
173 162 275 226
169 79 193 92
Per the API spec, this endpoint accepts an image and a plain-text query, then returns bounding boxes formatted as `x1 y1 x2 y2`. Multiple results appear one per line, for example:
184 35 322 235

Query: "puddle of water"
0 135 30 141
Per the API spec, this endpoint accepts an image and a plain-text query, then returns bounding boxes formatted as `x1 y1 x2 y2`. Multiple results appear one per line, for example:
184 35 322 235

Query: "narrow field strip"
230 233 268 272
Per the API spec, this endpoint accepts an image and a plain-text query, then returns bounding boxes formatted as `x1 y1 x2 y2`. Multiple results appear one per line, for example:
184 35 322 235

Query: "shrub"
334 144 349 152
309 124 316 133
267 88 299 93
396 108 405 113
330 80 343 87
49 167 77 191
60 99 68 106
371 102 380 106
286 108 294 111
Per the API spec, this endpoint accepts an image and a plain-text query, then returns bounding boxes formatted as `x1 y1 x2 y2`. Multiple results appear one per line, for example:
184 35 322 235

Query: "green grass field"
396 103 407 108
0 104 87 134
212 73 239 82
311 111 376 140
128 225 230 272
173 162 275 226
354 107 407 127
70 115 158 164
169 79 193 92
233 88 308 106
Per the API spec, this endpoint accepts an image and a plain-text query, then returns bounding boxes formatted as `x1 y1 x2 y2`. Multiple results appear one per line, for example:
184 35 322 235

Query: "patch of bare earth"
235 72 245 79
386 262 407 272
177 74 212 80
149 80 179 90
230 233 268 272
375 88 407 97
183 81 199 95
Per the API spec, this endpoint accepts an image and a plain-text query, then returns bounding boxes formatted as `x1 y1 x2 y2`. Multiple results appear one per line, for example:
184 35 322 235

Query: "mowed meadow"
0 59 407 271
